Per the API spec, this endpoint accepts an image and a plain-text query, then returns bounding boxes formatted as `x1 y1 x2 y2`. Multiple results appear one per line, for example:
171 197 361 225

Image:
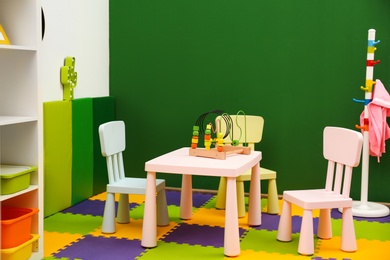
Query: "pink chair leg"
224 176 240 257
318 208 332 239
277 200 292 242
141 171 157 248
298 209 314 255
341 207 357 252
180 174 193 220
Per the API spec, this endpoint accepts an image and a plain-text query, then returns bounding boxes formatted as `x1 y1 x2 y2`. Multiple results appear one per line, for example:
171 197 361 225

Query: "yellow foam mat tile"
44 231 84 257
184 208 252 229
88 219 178 240
278 199 320 217
89 192 145 204
316 237 390 259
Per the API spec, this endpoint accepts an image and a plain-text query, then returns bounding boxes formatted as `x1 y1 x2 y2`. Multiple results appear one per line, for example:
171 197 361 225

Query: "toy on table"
189 109 251 160
191 126 199 149
204 123 213 150
216 132 224 152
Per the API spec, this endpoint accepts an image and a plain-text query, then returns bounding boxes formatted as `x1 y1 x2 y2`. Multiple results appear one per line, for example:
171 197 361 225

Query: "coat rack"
352 29 390 217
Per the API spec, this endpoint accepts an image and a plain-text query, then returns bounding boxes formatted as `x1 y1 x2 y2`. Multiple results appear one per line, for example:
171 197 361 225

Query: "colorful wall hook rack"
351 29 389 218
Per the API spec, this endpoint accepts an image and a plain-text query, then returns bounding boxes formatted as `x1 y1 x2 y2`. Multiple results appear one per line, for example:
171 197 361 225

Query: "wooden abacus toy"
188 110 251 160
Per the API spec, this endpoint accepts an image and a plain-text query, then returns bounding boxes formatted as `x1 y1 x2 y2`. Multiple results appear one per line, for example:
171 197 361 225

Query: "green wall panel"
92 96 115 195
109 0 390 203
72 98 94 204
43 101 72 217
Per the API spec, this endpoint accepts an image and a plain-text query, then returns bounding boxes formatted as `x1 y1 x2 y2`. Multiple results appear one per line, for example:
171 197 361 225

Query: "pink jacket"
360 79 390 161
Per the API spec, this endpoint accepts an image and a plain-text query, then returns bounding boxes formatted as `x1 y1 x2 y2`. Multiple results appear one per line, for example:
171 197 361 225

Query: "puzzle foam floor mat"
43 190 390 260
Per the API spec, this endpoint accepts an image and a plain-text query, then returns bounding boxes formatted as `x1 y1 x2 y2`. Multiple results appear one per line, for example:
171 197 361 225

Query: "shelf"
0 116 38 126
0 185 38 202
0 0 43 257
0 44 37 51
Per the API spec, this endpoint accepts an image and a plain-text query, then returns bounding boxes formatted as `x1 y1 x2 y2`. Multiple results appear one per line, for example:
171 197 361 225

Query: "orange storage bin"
1 207 39 249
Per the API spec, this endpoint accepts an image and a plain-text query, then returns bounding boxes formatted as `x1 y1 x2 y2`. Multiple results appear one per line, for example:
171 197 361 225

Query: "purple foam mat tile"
61 199 139 216
161 223 245 247
331 208 390 223
254 215 319 234
166 190 214 208
165 190 181 206
330 209 343 219
252 213 280 231
54 235 145 260
290 216 318 234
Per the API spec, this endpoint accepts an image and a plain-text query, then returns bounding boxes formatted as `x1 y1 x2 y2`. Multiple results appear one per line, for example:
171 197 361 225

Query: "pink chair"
277 126 363 255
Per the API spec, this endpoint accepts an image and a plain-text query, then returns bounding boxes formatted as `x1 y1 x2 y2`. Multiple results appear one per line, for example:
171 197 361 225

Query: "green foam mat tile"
44 212 102 234
130 204 185 223
240 229 319 256
137 241 225 260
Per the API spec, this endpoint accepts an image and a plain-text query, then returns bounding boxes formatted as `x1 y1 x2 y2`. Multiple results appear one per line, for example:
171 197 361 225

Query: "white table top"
145 147 262 177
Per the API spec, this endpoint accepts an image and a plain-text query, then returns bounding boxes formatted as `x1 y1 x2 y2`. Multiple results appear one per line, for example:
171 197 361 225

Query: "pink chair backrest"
99 121 126 184
323 127 363 196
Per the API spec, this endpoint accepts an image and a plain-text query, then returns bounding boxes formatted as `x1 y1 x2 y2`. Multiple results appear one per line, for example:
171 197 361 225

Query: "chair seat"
237 167 276 181
107 177 166 194
283 189 352 210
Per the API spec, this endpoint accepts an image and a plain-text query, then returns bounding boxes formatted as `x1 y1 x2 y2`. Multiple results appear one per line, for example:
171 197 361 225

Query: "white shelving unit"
0 0 44 259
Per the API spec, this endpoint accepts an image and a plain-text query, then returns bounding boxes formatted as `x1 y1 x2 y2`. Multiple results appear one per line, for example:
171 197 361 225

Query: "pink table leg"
248 162 261 226
224 176 240 257
180 174 193 219
141 171 157 248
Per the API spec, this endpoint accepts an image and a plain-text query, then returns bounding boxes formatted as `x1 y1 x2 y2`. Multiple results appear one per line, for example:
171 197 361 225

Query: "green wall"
109 0 390 203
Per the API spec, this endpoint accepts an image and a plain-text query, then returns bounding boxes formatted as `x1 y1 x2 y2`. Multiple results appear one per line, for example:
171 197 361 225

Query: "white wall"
41 0 109 102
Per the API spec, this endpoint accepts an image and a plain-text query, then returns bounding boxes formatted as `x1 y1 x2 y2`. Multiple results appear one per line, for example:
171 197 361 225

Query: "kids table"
141 147 262 257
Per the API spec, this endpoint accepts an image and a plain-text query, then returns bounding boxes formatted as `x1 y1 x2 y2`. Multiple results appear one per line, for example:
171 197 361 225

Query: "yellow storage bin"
0 165 37 195
1 234 39 260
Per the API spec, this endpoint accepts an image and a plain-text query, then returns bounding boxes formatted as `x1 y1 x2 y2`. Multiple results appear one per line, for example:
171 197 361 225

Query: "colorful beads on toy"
204 124 212 150
216 132 224 152
191 126 199 149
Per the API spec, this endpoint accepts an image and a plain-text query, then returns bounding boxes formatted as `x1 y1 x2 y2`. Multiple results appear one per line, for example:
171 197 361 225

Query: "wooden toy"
191 125 199 149
216 132 224 152
189 110 251 159
204 123 212 150
189 145 251 160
